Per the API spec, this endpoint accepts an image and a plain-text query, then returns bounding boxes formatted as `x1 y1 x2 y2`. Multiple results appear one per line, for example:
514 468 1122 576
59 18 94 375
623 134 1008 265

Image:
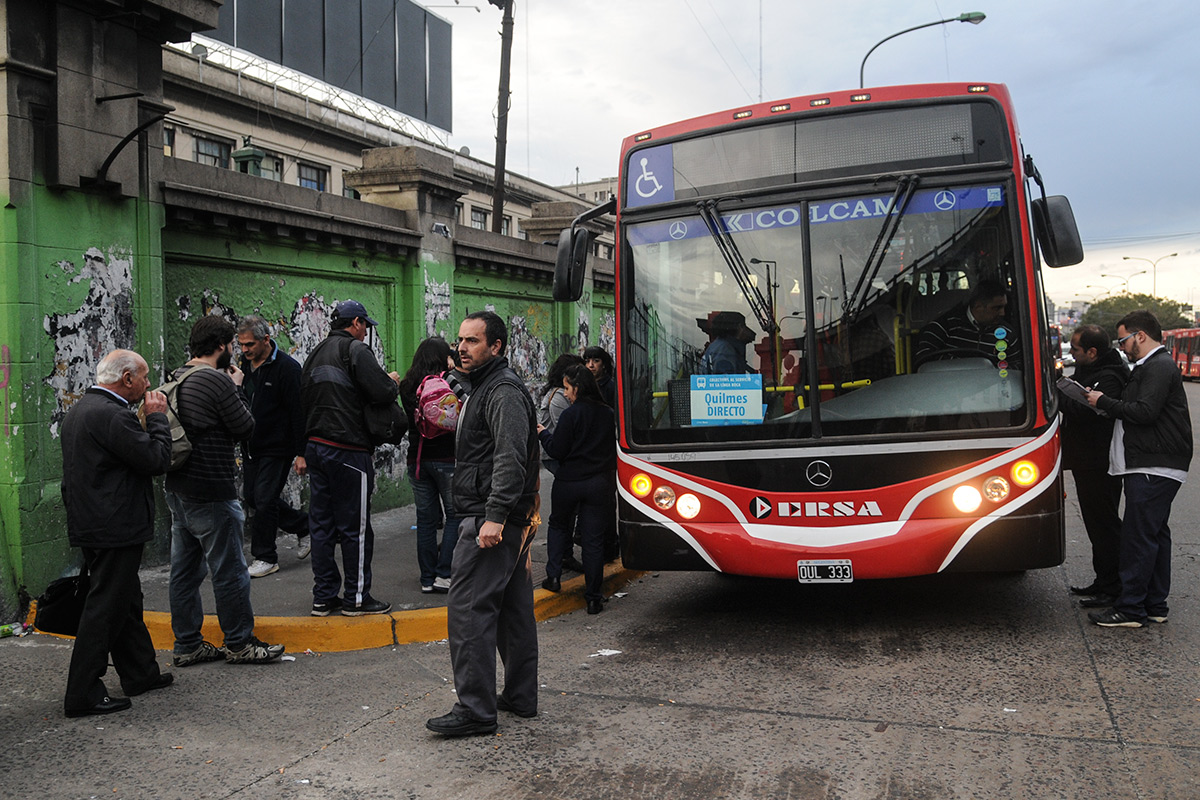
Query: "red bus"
1164 328 1200 379
556 83 1083 580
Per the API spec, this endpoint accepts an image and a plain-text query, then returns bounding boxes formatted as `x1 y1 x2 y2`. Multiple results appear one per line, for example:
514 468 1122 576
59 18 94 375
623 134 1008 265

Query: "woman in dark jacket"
399 337 460 593
538 364 617 613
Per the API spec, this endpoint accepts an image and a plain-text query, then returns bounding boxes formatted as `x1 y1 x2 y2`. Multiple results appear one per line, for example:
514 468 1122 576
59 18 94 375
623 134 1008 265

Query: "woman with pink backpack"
399 337 464 594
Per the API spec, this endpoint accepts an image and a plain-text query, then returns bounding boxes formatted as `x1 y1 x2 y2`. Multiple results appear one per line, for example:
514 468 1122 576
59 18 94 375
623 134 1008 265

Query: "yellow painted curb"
31 567 647 654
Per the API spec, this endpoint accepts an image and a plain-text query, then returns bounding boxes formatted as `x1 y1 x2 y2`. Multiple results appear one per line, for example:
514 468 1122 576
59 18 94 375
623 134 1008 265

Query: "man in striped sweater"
913 279 1023 373
165 316 284 666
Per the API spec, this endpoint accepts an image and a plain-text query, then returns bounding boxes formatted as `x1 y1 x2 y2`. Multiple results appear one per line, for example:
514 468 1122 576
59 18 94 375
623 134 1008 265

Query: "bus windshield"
624 181 1027 445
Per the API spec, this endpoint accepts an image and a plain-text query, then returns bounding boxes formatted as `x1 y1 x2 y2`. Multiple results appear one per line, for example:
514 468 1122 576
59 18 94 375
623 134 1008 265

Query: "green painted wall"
0 193 615 618
0 185 165 618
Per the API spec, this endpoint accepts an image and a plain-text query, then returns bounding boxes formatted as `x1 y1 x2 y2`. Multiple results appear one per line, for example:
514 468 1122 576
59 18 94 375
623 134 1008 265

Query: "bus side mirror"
1031 195 1084 267
553 227 590 301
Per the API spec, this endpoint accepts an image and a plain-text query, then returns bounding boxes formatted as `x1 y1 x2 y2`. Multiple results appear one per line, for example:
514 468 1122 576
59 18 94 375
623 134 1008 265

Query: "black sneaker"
425 710 498 737
311 597 343 617
342 597 391 616
1088 609 1145 628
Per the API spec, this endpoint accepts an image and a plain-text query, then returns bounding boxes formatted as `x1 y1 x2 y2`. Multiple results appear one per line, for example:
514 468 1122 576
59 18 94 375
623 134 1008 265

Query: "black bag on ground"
34 567 90 636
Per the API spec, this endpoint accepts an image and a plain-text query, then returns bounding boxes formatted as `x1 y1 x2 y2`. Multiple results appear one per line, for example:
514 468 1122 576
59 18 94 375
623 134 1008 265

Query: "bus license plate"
797 559 853 583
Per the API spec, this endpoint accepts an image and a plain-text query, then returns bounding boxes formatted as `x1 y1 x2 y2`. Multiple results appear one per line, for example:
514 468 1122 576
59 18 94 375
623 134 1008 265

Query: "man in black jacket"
1086 310 1193 627
427 311 540 737
1061 325 1129 606
61 349 172 717
300 300 400 617
237 316 309 577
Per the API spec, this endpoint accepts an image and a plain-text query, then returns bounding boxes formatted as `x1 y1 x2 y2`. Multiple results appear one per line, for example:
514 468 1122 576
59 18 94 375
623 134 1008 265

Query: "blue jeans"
408 462 460 585
166 492 255 653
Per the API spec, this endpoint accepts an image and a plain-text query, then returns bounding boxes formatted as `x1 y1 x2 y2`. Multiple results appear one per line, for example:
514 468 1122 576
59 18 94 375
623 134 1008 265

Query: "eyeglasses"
1113 332 1137 347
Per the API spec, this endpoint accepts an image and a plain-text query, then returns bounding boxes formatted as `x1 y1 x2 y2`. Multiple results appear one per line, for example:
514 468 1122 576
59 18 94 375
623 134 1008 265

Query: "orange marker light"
630 473 653 497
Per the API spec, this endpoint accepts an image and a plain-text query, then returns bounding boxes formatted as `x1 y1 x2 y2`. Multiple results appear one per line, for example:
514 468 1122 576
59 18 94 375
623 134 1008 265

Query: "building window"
342 171 360 199
163 127 175 158
298 163 328 192
470 207 488 230
501 215 511 236
259 156 283 181
194 135 232 168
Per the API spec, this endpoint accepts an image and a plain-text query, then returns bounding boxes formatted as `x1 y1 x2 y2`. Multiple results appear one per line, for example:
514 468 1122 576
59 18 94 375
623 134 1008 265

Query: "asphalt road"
3 384 1200 799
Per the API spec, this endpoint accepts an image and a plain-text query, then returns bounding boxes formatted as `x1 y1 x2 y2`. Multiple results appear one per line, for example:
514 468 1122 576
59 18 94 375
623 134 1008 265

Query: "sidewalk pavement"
126 467 641 652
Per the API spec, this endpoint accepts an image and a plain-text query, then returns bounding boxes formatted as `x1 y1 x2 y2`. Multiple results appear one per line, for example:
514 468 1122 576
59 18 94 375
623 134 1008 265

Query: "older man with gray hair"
61 349 173 717
237 315 309 577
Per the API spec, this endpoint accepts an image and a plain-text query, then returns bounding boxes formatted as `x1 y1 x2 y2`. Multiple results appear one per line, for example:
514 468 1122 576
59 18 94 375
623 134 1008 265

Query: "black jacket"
1060 348 1129 471
301 330 400 450
1097 347 1193 471
538 399 616 482
452 356 540 525
241 342 305 459
60 388 172 548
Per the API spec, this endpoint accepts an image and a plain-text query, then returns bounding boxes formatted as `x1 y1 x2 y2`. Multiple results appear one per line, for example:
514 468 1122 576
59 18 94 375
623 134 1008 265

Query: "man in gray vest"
427 311 540 736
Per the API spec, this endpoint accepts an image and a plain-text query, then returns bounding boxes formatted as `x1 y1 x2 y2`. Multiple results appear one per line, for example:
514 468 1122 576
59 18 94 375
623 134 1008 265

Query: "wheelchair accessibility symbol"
635 157 664 199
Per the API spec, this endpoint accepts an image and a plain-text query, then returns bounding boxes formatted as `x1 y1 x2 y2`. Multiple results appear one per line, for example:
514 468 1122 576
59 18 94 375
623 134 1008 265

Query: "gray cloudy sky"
435 1 1200 311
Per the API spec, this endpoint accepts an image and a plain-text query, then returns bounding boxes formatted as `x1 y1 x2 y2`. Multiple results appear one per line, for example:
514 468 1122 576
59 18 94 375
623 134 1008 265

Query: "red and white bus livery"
556 82 1083 581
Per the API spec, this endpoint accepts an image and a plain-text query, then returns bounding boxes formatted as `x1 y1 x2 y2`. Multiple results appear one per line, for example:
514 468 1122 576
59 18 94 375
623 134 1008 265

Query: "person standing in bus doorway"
1086 310 1193 627
237 316 310 578
537 364 617 613
1060 325 1129 607
427 311 541 736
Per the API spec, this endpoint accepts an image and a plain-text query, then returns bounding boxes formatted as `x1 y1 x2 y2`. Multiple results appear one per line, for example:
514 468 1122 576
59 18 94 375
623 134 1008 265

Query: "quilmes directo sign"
626 186 1005 247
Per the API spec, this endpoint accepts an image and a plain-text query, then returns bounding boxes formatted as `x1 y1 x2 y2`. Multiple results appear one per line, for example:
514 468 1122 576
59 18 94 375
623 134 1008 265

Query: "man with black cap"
300 299 401 616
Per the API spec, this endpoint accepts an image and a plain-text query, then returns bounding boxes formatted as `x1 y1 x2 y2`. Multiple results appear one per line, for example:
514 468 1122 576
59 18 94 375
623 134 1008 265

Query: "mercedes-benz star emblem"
934 190 957 211
805 460 833 487
669 220 688 240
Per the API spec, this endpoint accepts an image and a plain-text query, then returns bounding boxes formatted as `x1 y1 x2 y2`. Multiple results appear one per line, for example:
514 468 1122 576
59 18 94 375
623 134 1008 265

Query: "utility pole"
490 0 514 234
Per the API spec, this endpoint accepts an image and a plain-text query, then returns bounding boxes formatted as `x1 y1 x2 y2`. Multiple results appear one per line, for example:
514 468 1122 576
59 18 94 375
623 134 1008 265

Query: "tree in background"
1078 293 1192 334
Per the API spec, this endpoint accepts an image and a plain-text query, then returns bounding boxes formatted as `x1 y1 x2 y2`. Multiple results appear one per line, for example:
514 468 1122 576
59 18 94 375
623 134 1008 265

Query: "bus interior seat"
916 356 994 374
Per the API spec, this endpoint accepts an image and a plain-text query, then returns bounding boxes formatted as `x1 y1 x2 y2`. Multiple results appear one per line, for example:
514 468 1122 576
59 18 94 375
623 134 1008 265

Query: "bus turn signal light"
1012 461 1038 486
630 473 653 497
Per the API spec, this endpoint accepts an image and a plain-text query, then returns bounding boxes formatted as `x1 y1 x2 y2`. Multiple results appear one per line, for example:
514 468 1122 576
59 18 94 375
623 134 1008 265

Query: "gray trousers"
447 512 539 721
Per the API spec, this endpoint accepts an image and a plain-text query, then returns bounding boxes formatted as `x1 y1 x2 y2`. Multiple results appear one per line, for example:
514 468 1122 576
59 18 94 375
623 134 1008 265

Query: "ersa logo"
748 497 883 519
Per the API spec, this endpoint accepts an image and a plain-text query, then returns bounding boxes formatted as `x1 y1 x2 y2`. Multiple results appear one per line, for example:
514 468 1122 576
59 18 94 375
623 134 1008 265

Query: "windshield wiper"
844 174 920 323
696 198 777 334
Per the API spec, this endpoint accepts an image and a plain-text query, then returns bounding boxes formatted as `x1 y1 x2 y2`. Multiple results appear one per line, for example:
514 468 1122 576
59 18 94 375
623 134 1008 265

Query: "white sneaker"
247 559 279 578
433 576 451 592
296 537 311 560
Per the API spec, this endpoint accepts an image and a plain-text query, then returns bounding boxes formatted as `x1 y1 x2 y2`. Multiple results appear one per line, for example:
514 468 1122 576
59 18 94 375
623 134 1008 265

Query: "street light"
1122 253 1178 297
859 12 986 88
1099 270 1146 294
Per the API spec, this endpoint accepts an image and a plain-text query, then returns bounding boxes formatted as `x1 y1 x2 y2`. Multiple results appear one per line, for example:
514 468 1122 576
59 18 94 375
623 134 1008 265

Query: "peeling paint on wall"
43 246 135 437
505 315 548 385
0 345 11 437
424 273 452 338
576 308 590 353
598 311 616 355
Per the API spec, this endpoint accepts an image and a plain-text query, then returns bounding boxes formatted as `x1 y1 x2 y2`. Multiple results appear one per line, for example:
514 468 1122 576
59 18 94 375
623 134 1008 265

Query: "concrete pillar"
345 146 473 346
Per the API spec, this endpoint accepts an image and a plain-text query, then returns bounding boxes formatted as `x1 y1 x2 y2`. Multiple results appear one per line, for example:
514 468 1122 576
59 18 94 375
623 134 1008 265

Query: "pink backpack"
416 372 461 439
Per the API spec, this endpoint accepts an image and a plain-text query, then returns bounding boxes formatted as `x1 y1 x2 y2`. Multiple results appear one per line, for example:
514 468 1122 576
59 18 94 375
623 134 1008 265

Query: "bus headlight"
982 475 1010 502
630 473 653 497
653 486 676 510
676 493 702 519
1011 461 1038 486
952 485 983 513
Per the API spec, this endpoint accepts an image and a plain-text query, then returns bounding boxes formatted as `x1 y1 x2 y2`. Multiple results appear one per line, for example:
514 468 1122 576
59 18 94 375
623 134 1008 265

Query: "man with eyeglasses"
1061 325 1129 607
1085 310 1193 628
